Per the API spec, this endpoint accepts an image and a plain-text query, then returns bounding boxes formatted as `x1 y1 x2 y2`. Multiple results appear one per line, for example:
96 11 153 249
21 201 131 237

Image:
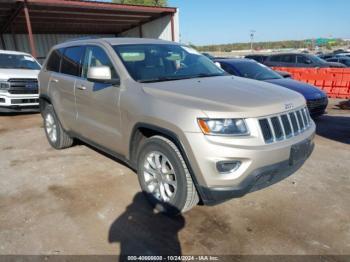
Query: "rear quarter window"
46 48 63 72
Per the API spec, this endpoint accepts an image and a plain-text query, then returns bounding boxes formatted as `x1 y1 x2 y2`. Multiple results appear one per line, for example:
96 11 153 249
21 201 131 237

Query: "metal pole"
139 24 143 38
23 1 37 57
170 13 175 42
0 34 6 50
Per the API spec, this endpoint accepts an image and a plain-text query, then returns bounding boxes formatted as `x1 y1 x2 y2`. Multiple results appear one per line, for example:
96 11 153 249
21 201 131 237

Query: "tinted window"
82 46 118 80
230 61 282 80
220 63 237 75
297 55 312 64
281 55 296 63
341 59 350 66
270 55 282 62
61 46 84 77
46 49 63 72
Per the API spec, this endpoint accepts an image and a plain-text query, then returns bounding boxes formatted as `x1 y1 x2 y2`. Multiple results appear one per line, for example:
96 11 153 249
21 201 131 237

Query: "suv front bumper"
182 121 316 205
199 139 314 205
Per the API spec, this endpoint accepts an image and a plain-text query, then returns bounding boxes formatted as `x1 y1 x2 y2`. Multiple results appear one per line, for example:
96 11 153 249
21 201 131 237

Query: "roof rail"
62 36 102 43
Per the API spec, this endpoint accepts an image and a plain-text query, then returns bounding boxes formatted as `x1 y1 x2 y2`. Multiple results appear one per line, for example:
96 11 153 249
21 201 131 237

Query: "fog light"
216 161 241 173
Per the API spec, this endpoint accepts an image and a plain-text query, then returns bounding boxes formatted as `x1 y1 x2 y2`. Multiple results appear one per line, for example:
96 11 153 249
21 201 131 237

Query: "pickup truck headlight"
0 81 10 92
197 118 249 136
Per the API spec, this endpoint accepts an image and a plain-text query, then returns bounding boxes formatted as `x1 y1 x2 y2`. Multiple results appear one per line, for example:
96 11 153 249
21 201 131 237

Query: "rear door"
53 46 84 131
75 45 123 153
46 47 83 131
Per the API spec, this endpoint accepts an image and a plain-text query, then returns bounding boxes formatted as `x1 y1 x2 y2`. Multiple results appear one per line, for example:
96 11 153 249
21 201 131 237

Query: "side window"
270 55 282 62
82 46 118 80
281 55 296 63
46 48 63 72
61 46 84 77
297 55 312 64
221 63 236 75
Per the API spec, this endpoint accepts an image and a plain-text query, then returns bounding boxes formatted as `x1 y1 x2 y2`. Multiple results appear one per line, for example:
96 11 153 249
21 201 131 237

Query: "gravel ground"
0 99 349 256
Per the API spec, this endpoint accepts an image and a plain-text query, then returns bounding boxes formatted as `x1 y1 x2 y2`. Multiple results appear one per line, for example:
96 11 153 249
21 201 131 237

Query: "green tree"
113 0 167 7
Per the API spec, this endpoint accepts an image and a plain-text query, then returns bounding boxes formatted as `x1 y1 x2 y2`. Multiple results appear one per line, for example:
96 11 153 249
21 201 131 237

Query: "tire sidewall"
137 137 189 214
43 105 61 149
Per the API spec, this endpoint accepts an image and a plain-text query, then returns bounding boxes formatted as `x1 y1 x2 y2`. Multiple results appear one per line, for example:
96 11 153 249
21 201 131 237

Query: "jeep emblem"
284 103 294 110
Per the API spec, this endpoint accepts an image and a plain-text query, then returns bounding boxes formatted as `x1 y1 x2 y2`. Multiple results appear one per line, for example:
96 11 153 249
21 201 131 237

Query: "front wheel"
137 136 199 215
43 104 73 149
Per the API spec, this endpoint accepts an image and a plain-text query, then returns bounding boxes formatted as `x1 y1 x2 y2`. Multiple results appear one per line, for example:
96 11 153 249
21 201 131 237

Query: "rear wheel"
43 104 73 149
137 135 199 215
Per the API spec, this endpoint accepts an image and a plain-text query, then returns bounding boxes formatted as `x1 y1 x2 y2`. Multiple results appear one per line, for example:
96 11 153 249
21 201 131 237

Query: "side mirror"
87 66 120 85
214 62 222 68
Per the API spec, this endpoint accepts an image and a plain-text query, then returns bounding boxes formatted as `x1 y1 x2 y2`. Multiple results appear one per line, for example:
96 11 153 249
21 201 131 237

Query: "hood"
142 75 305 118
0 69 40 80
325 62 346 68
264 78 327 99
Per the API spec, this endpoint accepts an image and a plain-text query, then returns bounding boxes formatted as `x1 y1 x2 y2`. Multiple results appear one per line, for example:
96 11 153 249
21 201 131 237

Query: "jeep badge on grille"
284 103 294 110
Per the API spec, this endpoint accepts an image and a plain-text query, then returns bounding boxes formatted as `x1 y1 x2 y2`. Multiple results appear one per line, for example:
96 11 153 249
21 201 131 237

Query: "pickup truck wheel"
137 136 199 215
43 104 73 149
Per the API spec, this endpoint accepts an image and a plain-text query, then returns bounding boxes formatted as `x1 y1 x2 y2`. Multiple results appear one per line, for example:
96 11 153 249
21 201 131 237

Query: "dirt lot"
0 99 349 256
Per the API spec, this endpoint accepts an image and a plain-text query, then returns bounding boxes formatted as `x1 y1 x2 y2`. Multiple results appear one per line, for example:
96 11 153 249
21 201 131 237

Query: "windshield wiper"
138 76 187 83
138 73 224 83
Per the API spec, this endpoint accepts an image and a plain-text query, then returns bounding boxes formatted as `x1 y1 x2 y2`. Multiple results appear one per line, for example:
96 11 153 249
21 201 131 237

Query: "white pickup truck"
0 50 41 112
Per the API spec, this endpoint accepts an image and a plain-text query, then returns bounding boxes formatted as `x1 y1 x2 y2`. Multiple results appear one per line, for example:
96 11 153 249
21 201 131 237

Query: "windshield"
113 44 225 83
311 55 327 64
0 54 41 70
233 61 282 80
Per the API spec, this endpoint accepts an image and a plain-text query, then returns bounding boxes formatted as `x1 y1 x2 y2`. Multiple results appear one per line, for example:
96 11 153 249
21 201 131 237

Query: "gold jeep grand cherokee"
38 38 315 215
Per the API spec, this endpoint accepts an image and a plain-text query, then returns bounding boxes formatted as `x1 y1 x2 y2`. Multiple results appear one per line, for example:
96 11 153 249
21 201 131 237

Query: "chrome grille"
259 107 312 144
8 78 38 95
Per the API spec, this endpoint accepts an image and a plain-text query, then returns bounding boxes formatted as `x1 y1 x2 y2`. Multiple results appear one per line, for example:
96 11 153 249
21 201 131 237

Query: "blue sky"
168 0 350 45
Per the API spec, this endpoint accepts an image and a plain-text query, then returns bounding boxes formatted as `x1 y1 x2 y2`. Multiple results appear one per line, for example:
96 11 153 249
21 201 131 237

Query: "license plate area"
289 140 311 166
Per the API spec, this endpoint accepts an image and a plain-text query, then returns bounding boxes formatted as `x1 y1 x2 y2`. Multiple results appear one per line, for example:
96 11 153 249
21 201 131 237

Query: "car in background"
318 53 334 60
215 58 328 117
202 52 215 60
326 57 350 67
264 53 345 68
244 54 269 64
0 50 41 112
335 53 350 58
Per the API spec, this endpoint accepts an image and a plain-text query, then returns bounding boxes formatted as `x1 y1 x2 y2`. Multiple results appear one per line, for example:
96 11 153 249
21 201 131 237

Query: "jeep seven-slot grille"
8 78 38 95
259 107 311 143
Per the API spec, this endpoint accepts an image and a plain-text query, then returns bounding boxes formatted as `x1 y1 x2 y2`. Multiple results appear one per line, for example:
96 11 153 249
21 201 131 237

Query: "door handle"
50 78 59 83
76 85 87 90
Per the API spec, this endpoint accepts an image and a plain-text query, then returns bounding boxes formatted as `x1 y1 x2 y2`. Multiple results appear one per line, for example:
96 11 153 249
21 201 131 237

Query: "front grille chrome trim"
259 107 312 144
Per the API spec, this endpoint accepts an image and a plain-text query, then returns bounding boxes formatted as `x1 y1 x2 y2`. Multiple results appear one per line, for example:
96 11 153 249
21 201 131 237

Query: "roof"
0 49 32 56
54 37 180 49
0 0 177 34
215 58 255 64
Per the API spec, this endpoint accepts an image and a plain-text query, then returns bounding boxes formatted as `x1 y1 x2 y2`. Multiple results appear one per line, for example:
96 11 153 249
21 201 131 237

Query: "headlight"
197 118 249 136
0 81 10 90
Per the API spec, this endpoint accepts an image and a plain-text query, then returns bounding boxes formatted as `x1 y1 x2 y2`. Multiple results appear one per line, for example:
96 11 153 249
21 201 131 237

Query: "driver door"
75 45 123 153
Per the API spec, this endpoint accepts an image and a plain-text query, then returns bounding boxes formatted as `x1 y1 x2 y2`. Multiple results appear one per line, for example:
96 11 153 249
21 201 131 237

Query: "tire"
137 135 199 215
43 104 73 149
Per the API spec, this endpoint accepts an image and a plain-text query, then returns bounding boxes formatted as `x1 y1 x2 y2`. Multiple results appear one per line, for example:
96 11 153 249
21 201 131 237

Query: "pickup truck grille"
8 78 38 95
259 107 312 144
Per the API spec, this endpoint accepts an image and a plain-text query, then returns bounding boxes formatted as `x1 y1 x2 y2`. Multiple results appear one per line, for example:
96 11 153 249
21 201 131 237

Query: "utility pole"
250 30 256 52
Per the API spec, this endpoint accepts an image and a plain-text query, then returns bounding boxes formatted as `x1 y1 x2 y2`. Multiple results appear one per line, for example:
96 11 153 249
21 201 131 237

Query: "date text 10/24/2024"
127 256 220 261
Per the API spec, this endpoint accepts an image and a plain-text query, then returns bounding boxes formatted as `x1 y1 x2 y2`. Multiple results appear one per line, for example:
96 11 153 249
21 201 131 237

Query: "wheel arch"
129 123 205 203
